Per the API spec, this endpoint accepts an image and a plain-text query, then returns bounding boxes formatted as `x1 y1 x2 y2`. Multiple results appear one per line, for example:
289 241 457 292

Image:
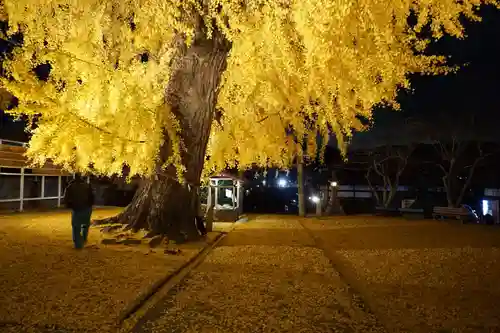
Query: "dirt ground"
302 216 500 333
133 216 383 333
2 210 498 332
0 208 226 333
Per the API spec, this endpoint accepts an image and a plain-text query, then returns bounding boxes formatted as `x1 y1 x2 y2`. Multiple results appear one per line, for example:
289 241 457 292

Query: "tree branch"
454 143 496 207
436 162 448 175
31 97 148 144
2 38 113 72
365 167 380 205
372 159 385 177
256 112 281 123
69 112 146 144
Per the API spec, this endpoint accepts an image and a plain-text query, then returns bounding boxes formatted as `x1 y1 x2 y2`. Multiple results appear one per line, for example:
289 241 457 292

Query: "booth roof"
210 173 245 183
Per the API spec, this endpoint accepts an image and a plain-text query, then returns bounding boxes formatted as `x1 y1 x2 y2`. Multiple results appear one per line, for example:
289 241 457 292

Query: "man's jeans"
71 207 92 249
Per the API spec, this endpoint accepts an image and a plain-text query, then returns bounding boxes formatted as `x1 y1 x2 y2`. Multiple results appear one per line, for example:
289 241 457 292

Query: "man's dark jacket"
64 180 95 211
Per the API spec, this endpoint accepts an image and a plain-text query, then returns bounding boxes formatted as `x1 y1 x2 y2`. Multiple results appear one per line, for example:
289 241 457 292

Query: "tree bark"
442 175 456 207
383 185 397 208
454 158 481 207
325 170 344 215
365 168 381 207
297 158 306 217
94 26 230 242
442 157 483 208
381 176 389 207
368 151 409 209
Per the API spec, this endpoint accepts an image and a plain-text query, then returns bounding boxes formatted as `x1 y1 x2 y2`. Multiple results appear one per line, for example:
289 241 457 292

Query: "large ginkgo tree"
1 0 497 241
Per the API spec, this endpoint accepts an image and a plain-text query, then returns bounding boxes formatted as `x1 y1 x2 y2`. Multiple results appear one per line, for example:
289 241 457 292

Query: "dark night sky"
404 5 500 121
351 5 500 149
1 5 500 146
0 22 25 142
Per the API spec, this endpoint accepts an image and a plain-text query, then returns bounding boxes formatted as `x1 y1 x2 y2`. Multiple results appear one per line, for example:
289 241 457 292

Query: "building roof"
210 173 245 183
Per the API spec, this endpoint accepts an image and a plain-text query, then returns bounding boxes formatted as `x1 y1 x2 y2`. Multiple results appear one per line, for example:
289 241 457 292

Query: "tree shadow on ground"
308 220 500 250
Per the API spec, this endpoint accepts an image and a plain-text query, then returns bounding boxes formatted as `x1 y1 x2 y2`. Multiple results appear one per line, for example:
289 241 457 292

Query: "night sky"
352 5 500 149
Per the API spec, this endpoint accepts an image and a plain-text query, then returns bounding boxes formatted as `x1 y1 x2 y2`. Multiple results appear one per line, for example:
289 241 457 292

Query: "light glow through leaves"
1 0 497 178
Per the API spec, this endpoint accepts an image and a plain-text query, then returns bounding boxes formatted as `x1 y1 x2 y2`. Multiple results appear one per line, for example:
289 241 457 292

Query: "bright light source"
262 180 266 185
482 200 489 216
330 181 338 187
278 178 287 187
310 195 320 203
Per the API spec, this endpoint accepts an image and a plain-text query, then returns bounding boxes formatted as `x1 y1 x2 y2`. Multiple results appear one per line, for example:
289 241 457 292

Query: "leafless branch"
372 159 385 178
256 112 279 123
365 167 380 205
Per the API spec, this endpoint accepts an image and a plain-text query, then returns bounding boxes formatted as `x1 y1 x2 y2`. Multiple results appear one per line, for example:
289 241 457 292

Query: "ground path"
300 216 500 333
132 216 383 333
3 211 499 332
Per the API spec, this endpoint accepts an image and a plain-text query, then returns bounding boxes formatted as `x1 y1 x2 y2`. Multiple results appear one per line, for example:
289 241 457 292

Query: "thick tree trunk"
94 26 230 242
102 179 199 241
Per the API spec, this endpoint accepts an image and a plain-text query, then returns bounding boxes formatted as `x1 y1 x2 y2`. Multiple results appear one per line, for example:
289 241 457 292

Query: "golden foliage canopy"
1 0 498 177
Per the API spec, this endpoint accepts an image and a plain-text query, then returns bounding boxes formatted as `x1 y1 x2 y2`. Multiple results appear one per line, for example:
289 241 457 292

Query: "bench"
432 206 471 223
375 207 400 217
399 208 425 220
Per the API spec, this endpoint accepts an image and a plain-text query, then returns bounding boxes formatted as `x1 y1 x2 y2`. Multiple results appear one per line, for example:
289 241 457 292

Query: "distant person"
64 175 94 249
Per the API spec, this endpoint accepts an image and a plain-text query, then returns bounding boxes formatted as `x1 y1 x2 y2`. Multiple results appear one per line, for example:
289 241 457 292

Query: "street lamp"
330 181 338 187
310 195 320 203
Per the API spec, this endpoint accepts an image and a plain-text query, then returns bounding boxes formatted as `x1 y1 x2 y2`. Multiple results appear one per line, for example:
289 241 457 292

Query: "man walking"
64 175 94 249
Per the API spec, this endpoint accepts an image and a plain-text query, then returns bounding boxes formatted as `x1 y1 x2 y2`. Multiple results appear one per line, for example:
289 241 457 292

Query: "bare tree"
423 113 499 208
345 113 421 208
432 138 495 207
363 144 415 208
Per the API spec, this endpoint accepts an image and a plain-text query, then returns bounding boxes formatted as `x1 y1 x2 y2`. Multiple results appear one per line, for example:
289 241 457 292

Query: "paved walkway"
132 216 383 333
